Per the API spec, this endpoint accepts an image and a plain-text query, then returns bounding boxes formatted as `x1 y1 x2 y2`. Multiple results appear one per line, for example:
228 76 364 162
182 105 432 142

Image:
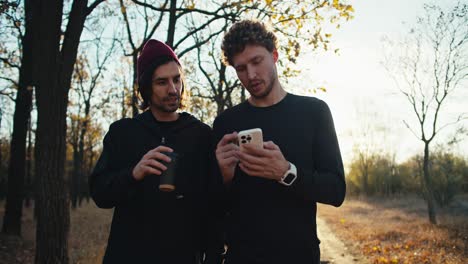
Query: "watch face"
283 173 296 184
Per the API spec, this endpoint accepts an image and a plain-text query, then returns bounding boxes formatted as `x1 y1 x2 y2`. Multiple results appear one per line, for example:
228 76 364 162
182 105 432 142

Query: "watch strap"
279 162 297 186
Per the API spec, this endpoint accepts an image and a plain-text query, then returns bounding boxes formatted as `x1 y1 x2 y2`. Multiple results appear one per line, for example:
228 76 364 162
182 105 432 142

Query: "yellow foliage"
346 5 355 12
185 0 195 9
332 0 339 8
378 256 389 263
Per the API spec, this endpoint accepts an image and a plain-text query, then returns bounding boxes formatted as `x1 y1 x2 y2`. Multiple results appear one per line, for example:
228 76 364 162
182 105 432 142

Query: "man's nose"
168 81 178 94
247 65 256 80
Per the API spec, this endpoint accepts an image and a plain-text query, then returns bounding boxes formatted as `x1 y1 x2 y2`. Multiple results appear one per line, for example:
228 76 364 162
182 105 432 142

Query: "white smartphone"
237 128 263 151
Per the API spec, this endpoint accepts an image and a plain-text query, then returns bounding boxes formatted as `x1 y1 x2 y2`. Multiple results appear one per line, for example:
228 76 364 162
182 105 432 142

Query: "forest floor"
0 200 112 264
317 194 468 264
0 195 467 264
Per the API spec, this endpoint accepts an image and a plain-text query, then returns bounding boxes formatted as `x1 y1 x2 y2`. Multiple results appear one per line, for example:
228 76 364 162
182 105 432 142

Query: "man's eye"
253 58 262 64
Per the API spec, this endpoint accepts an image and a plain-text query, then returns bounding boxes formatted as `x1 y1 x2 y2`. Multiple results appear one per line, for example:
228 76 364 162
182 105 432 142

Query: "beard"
248 70 276 99
153 94 180 113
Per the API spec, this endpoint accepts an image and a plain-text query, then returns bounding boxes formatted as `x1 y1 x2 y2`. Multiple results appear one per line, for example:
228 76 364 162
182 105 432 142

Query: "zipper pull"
161 136 166 145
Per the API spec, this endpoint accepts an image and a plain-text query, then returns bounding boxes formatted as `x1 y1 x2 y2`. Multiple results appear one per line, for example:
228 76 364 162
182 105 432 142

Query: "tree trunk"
33 0 69 260
423 142 437 224
24 116 33 208
71 144 80 209
71 105 89 208
166 0 177 47
122 84 127 118
77 102 91 206
0 109 3 201
132 53 138 117
362 166 369 196
2 0 34 236
32 0 103 262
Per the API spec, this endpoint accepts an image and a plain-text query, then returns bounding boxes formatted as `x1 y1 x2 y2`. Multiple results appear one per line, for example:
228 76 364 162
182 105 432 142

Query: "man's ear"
273 49 279 63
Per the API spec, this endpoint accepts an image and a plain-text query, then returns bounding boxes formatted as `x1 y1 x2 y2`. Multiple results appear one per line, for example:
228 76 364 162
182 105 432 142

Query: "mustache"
248 80 263 87
162 94 180 102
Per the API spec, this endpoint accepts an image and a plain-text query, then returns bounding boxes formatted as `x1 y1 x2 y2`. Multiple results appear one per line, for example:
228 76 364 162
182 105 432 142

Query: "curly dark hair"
137 56 185 110
221 20 278 66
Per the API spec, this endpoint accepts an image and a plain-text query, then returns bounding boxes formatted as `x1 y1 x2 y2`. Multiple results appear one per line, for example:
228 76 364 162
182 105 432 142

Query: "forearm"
288 167 345 206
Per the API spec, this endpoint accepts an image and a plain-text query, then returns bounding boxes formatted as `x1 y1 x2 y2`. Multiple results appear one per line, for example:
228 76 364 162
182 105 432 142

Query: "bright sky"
288 0 467 166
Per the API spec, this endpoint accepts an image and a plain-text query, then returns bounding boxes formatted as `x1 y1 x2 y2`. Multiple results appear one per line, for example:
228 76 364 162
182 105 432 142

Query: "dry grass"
318 195 468 264
0 200 112 264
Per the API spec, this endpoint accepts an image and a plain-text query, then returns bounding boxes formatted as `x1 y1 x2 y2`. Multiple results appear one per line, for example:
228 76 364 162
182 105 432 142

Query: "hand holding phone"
237 128 263 152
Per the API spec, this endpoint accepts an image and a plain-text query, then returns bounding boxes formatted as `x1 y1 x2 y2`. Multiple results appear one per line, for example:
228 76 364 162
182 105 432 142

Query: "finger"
145 151 172 163
154 145 174 153
221 142 240 152
239 163 261 177
222 156 239 167
145 159 168 171
217 148 239 161
140 164 164 175
217 132 238 148
144 148 171 161
239 160 264 172
238 151 264 165
263 141 280 150
241 143 267 156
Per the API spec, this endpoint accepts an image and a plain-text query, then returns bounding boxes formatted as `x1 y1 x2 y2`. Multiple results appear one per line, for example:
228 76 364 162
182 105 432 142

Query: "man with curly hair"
213 20 346 263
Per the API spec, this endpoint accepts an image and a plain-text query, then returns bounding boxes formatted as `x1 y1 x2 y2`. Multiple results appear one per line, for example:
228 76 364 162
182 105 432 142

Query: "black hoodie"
90 110 224 264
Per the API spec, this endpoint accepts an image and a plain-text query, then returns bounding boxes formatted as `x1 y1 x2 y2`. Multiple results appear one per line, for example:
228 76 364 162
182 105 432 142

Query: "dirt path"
317 217 364 264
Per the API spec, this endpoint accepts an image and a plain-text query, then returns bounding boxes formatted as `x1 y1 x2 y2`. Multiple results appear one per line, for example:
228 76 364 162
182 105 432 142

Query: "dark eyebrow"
251 55 262 61
153 74 181 81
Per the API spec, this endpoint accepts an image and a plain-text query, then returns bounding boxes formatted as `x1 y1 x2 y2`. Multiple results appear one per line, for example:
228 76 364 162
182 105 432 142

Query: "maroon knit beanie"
137 39 180 82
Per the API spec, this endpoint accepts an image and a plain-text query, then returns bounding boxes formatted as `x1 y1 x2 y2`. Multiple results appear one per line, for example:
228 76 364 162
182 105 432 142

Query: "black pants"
224 249 320 264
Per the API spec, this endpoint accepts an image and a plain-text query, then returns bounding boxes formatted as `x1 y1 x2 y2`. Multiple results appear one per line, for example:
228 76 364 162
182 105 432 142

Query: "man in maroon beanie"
90 39 224 264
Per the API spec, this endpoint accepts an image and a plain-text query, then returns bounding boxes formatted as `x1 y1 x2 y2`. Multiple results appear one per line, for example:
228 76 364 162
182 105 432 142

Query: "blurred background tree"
382 1 468 224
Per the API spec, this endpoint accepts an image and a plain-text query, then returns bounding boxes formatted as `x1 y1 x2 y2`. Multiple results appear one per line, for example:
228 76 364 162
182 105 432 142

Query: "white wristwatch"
279 162 297 186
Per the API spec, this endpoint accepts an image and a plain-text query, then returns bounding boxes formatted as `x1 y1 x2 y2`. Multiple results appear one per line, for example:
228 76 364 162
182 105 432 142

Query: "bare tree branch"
86 0 106 16
0 56 20 69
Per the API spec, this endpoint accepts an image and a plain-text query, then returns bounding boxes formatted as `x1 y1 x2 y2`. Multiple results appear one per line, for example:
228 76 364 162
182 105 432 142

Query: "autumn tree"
429 146 468 206
383 1 468 224
1 0 34 236
189 0 354 120
189 22 242 119
117 0 252 116
0 1 19 102
68 37 116 208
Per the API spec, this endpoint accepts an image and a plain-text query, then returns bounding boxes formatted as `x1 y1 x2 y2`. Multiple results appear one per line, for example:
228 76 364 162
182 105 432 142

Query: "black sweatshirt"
90 110 224 264
213 93 346 264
